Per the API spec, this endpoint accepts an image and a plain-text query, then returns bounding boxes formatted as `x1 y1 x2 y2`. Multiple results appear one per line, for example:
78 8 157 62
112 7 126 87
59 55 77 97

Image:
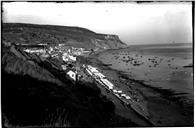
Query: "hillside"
2 23 126 50
1 24 135 127
2 23 193 127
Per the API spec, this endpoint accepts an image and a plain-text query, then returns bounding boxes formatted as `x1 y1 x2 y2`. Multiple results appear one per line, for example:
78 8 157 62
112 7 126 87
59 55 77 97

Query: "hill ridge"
3 23 126 49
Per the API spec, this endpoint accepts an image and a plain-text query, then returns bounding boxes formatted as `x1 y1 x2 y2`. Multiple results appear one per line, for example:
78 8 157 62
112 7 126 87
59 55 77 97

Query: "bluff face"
2 23 127 49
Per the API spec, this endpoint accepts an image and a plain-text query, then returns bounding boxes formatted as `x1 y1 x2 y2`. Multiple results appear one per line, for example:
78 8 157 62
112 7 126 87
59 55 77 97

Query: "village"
22 43 151 124
23 43 89 80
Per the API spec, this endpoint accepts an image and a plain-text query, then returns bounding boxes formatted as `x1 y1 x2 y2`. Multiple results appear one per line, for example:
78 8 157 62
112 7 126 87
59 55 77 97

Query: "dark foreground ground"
1 44 136 127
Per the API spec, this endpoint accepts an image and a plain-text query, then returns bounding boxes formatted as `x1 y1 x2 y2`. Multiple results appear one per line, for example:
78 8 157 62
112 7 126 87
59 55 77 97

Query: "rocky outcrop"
2 23 127 50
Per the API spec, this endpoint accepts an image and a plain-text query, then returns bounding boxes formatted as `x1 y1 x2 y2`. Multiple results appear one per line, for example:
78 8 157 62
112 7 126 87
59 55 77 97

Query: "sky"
2 2 192 45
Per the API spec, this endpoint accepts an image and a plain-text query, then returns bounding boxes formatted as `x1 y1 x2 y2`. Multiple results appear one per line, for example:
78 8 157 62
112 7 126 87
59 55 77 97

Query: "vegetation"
1 42 135 127
2 23 126 49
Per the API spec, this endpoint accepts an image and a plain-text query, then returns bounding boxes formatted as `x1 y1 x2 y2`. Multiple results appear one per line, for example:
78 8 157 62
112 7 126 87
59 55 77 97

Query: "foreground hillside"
2 23 126 50
1 23 135 127
1 42 136 127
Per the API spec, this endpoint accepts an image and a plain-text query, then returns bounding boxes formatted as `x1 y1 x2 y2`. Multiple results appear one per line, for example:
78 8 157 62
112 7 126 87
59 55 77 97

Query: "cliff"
2 23 127 50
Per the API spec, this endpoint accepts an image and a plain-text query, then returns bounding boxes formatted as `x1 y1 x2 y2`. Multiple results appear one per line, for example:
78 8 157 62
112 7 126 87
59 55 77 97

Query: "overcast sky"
3 2 192 45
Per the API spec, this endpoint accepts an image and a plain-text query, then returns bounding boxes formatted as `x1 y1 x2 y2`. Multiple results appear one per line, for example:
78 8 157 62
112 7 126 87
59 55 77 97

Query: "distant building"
121 94 126 97
67 70 76 81
125 96 131 100
69 55 76 61
101 79 114 89
94 72 106 79
58 44 65 47
87 65 99 72
62 53 69 61
61 65 67 70
24 48 46 54
113 89 118 93
62 53 76 62
117 90 122 93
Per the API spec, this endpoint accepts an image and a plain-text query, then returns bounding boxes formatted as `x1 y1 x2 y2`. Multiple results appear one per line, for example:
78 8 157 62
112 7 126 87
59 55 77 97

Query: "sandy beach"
92 43 193 126
97 43 193 99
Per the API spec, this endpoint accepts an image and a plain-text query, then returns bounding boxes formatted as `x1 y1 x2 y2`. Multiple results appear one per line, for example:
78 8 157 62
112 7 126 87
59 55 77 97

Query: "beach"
92 43 193 126
96 43 193 99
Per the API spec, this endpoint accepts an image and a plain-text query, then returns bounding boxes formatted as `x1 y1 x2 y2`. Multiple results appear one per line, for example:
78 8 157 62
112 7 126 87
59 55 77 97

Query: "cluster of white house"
24 45 79 81
66 70 76 81
61 64 77 81
24 46 131 101
62 53 77 62
57 44 90 56
85 65 131 100
24 48 50 58
24 49 46 54
23 43 92 63
23 47 77 62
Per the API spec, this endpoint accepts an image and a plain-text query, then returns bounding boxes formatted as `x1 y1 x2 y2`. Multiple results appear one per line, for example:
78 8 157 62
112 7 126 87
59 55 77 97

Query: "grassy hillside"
2 23 126 49
1 42 135 127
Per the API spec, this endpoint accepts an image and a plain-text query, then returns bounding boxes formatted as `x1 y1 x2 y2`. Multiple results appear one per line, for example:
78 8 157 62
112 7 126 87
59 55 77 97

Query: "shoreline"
102 64 193 126
89 50 193 126
98 59 193 107
94 45 193 99
93 52 193 104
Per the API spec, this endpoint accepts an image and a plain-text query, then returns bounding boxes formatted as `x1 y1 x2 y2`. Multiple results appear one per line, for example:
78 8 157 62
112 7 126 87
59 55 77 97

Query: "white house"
101 79 114 89
121 94 126 97
113 89 118 93
67 70 76 81
24 49 46 54
49 47 53 54
61 65 67 70
62 53 69 62
117 90 122 93
69 55 76 61
94 72 106 79
87 65 99 73
125 96 131 100
62 53 76 62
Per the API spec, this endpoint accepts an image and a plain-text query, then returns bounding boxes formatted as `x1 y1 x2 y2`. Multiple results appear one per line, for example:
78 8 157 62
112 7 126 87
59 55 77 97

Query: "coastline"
89 47 193 126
